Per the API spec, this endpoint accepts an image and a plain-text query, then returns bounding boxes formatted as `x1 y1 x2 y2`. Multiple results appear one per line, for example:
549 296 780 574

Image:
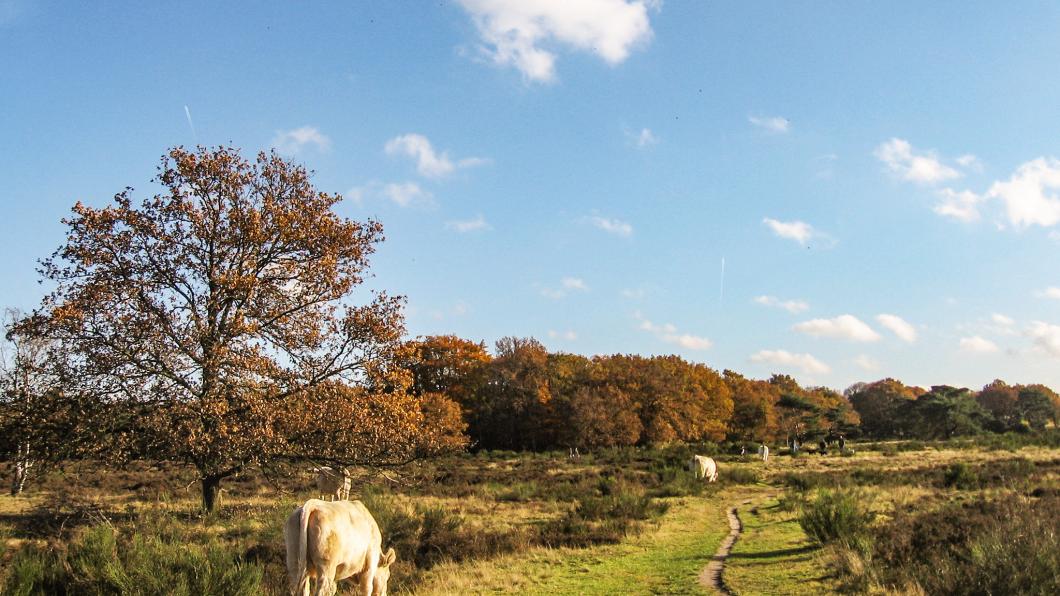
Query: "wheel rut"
699 499 750 595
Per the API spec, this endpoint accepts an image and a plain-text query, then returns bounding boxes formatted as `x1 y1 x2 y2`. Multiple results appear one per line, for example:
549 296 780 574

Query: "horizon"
4 2 1060 392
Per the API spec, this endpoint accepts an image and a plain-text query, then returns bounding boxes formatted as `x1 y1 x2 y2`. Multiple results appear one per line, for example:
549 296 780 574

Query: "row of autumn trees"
402 336 1060 452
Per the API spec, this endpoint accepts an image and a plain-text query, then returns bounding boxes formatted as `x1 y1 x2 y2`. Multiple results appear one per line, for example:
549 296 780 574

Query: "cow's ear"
382 547 397 566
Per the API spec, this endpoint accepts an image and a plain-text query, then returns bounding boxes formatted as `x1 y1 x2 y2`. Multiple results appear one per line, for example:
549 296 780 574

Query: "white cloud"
753 295 809 314
457 0 655 82
991 313 1015 326
986 158 1060 228
271 126 331 155
668 334 714 350
381 182 433 207
625 127 658 148
1028 321 1060 358
541 277 589 299
562 277 589 291
636 313 712 351
384 133 488 178
762 218 816 245
1038 287 1060 300
794 315 881 342
956 154 984 171
620 287 646 299
750 349 830 375
853 354 881 372
548 329 578 341
446 214 492 233
874 138 961 185
934 188 983 222
748 115 790 134
587 215 633 237
959 336 999 354
876 314 917 343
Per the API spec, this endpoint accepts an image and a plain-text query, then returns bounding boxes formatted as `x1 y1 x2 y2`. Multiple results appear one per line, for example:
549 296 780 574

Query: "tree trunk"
10 443 32 496
201 475 223 512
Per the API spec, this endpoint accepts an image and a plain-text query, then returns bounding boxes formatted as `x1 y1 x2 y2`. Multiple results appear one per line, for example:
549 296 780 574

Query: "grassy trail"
412 493 735 595
723 494 839 595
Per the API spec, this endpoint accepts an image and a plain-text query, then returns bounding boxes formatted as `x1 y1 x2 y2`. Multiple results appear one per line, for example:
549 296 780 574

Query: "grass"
411 493 732 595
2 439 1058 594
724 495 838 596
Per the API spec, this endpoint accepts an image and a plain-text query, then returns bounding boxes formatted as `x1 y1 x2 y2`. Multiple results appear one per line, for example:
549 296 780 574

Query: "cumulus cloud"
853 354 881 372
762 218 816 245
1037 287 1060 300
874 138 961 185
986 158 1060 228
548 329 578 341
636 313 713 351
271 126 331 155
385 133 488 178
457 0 655 83
753 295 809 314
748 115 790 134
587 215 633 237
445 214 492 233
876 314 917 343
541 277 589 299
381 182 433 207
992 313 1015 326
624 127 658 148
956 154 984 171
750 349 830 375
793 315 881 342
1028 321 1060 358
959 335 999 354
933 188 983 222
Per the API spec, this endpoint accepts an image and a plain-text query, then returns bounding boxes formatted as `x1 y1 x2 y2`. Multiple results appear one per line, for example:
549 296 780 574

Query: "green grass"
724 496 838 596
412 493 734 595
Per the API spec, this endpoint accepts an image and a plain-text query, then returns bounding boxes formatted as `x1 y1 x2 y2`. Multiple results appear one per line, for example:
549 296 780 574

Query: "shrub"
799 489 874 547
942 462 978 490
867 494 1060 595
725 466 762 485
2 525 263 596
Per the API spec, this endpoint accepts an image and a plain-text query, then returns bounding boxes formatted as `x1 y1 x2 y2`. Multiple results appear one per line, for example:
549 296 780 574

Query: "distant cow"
284 499 396 596
689 455 718 482
758 445 769 462
313 466 352 501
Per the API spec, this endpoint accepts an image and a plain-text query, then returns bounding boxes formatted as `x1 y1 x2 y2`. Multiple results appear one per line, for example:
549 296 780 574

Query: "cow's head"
373 547 397 596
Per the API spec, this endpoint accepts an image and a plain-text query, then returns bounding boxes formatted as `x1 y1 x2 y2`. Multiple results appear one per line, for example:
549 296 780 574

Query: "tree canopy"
23 146 446 510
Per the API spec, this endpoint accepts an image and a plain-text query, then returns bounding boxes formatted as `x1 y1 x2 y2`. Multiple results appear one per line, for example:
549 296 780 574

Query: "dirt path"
698 500 749 594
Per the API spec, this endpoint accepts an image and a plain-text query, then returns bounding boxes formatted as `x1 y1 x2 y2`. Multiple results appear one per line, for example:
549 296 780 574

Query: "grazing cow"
284 499 396 596
689 455 718 482
313 466 352 501
758 445 769 462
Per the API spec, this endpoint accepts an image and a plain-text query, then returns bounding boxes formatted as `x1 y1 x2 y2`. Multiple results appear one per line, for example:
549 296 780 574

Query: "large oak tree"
26 146 430 510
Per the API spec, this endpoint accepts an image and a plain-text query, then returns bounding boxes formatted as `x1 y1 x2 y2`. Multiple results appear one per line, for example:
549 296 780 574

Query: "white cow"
689 455 718 482
284 499 397 596
313 466 352 501
758 445 770 462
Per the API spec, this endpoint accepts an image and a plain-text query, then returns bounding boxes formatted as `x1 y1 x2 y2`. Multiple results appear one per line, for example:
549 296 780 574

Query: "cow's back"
309 500 382 580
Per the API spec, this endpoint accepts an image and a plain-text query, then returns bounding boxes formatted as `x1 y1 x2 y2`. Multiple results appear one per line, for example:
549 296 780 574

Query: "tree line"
403 335 1060 452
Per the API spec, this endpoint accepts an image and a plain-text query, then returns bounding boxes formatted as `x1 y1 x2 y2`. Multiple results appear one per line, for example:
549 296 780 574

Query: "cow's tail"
296 500 314 595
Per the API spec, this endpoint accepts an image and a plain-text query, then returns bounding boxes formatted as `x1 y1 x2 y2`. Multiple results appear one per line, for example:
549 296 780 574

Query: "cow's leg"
313 567 338 596
356 569 373 596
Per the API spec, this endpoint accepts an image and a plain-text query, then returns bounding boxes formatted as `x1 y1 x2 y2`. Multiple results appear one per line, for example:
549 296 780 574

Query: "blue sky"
3 1 1060 391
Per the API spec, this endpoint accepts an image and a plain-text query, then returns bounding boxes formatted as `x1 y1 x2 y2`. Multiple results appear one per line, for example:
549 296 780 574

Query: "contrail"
719 257 726 303
184 105 198 142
